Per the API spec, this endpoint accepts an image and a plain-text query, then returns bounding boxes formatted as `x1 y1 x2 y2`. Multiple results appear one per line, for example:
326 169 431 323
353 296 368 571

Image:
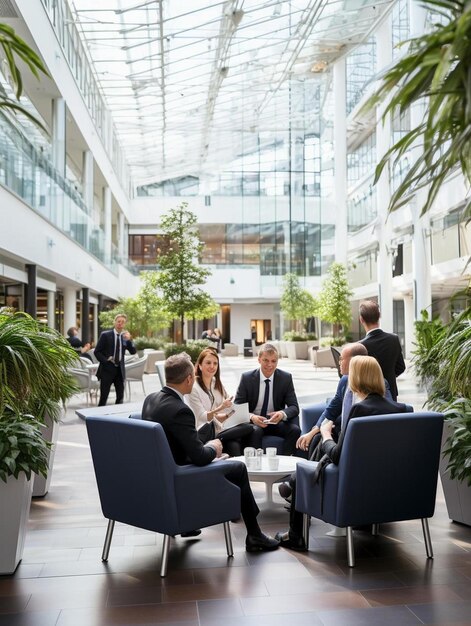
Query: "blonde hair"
349 355 385 397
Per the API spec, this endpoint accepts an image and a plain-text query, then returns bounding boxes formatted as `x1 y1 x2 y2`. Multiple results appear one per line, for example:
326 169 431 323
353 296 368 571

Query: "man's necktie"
341 387 353 431
260 379 270 417
113 334 120 365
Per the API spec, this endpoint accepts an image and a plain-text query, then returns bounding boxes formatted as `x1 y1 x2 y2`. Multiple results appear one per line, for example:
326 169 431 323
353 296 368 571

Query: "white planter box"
278 341 288 358
440 423 471 527
286 341 308 360
32 410 62 498
0 474 33 574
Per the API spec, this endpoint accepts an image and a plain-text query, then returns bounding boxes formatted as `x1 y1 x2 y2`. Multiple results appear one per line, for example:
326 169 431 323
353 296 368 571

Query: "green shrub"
320 335 347 347
164 340 213 363
133 336 169 351
0 416 50 482
283 331 307 341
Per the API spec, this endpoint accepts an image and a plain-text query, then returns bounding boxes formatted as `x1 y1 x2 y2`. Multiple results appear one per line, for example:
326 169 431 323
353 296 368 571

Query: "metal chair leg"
223 521 234 557
346 526 355 567
302 513 310 550
421 518 433 558
102 519 115 561
141 380 146 395
372 523 379 536
160 534 171 577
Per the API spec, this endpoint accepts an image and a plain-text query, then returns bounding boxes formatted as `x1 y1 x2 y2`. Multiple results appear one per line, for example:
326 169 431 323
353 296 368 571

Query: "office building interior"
0 1 470 625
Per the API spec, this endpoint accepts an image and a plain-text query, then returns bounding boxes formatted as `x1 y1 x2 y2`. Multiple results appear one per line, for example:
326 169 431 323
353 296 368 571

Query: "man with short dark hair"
94 314 136 406
359 300 405 401
234 343 300 455
142 353 280 553
66 326 92 361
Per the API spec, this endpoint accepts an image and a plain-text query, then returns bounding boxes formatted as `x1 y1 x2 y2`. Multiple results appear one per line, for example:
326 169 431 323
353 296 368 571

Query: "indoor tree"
156 202 218 343
317 262 353 341
280 273 317 334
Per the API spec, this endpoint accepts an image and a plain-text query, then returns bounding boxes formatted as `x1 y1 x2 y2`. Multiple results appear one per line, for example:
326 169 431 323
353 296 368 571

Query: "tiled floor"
1 356 470 626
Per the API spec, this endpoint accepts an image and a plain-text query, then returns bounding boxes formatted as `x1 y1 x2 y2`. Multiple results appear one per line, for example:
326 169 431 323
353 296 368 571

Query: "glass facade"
0 112 118 272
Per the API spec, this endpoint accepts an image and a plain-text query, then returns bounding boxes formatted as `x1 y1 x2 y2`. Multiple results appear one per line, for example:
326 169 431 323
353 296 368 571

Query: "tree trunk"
180 314 185 345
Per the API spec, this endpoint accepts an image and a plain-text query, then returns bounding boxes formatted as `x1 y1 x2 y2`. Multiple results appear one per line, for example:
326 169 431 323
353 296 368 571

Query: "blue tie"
260 379 270 417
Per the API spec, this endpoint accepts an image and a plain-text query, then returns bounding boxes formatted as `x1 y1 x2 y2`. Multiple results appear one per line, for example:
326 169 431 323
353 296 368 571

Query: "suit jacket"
360 329 405 400
142 386 217 466
94 329 136 380
234 368 299 420
322 393 408 465
315 375 393 428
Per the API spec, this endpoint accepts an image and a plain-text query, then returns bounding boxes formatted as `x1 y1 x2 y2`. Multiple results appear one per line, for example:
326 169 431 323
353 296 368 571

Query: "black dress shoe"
180 529 202 537
245 533 280 552
274 531 307 552
278 482 292 502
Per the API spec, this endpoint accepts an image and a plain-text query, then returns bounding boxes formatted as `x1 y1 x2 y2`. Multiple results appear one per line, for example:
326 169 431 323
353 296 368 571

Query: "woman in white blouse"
187 347 252 456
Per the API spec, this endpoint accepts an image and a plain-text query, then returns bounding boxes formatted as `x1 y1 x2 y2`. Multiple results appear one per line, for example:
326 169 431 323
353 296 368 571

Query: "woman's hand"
220 396 233 410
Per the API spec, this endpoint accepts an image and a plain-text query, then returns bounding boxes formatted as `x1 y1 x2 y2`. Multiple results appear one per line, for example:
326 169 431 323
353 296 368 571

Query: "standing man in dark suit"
142 353 279 552
359 300 405 401
94 313 136 406
234 343 300 455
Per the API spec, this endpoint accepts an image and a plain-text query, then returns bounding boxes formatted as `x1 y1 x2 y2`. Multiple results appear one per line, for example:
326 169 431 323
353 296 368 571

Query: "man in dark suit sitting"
359 300 405 401
234 343 300 455
94 313 136 406
142 352 279 553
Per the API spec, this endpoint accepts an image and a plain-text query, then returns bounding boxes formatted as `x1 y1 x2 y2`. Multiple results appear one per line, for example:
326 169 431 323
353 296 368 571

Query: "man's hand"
122 331 131 341
320 420 334 442
206 438 223 457
266 411 284 425
251 414 268 428
296 426 320 451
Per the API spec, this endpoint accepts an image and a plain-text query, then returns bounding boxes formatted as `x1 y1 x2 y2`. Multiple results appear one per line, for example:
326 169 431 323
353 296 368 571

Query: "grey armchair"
68 367 99 405
295 411 444 566
86 415 241 576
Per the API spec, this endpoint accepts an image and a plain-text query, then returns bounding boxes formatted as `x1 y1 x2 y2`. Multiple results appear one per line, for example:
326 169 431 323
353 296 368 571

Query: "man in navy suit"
94 313 136 406
234 343 300 455
142 353 279 552
359 300 405 401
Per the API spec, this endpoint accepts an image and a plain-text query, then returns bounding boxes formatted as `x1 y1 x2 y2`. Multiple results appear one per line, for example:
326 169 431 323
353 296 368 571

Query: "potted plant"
0 310 77 573
413 304 471 526
282 330 309 360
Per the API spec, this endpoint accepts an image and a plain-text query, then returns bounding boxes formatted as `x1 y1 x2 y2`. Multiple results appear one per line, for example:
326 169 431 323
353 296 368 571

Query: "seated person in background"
275 355 408 552
186 348 253 456
234 343 300 455
213 328 223 352
142 352 279 552
201 328 219 347
66 326 92 362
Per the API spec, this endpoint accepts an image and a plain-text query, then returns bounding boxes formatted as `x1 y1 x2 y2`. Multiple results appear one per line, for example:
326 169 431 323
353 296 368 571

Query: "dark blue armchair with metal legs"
86 415 241 577
295 411 444 567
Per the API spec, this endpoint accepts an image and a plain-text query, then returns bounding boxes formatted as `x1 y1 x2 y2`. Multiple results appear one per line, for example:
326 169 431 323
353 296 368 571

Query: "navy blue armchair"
295 411 443 567
86 415 241 576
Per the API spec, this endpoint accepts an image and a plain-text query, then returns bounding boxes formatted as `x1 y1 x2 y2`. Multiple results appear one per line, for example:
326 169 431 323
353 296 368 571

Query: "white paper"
221 402 250 429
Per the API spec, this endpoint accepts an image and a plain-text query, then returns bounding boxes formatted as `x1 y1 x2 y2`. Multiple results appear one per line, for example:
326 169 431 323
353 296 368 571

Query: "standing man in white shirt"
94 313 136 406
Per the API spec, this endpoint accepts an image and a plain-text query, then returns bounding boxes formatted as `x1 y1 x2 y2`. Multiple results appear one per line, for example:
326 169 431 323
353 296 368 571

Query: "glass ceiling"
70 0 395 186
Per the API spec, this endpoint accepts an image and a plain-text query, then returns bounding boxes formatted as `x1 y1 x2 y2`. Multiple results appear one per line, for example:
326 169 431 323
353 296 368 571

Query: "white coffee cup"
268 456 279 471
266 447 277 457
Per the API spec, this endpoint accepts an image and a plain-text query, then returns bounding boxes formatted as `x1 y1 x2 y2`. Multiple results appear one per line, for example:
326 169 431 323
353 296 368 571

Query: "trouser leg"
288 473 304 538
114 369 125 404
223 462 260 536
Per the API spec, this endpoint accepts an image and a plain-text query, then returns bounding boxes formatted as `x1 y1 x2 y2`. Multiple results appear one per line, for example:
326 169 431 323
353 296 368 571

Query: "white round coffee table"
233 455 300 504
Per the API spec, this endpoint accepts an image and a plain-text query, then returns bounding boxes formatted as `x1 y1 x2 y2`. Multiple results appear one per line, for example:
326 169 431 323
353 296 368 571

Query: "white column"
93 303 98 344
51 98 66 177
63 287 77 332
375 16 394 331
118 212 125 260
47 290 56 330
333 58 347 264
103 186 112 264
409 0 432 320
403 293 414 359
82 150 94 213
